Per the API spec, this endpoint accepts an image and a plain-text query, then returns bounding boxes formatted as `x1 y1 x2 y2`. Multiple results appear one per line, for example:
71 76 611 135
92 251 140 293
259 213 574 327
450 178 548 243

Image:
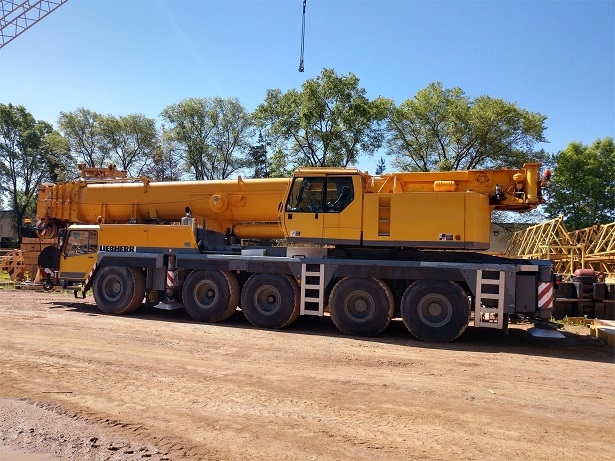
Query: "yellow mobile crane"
35 163 556 342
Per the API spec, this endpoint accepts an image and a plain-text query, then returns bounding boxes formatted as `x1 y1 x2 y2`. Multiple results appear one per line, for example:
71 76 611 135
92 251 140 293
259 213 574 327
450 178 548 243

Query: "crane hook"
298 0 306 72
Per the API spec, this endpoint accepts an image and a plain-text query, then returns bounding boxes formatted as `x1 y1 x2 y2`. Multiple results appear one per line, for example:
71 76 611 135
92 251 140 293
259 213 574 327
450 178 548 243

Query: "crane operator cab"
282 170 363 246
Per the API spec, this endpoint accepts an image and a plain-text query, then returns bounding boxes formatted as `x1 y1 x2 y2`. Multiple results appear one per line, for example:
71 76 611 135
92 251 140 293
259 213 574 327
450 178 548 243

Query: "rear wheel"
329 278 394 336
240 274 300 329
93 266 145 315
400 280 469 342
183 270 239 322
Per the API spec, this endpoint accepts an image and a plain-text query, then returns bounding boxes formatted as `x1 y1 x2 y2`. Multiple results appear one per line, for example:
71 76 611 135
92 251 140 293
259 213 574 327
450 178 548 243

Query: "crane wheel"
240 274 299 329
183 270 239 323
400 280 469 342
328 278 394 337
93 266 145 315
42 279 54 291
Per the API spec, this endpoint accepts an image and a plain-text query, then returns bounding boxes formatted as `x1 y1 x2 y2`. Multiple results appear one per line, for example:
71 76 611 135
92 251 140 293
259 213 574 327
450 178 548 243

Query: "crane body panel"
37 176 289 239
37 163 544 250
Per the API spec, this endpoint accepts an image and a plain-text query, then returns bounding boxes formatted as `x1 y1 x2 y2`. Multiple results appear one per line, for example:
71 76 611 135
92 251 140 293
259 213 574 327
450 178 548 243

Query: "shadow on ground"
46 298 614 364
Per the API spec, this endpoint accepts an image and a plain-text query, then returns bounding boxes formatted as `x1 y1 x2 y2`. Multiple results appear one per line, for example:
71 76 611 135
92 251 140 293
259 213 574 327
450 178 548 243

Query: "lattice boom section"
1 0 70 48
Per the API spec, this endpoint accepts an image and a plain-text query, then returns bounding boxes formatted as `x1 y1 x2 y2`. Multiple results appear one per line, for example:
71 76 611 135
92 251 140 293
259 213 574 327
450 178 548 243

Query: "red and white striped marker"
82 262 97 291
538 282 554 309
166 270 175 288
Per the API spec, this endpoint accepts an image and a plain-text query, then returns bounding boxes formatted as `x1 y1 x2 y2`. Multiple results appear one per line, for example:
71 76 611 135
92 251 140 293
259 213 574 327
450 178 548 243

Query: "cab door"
283 176 325 244
322 175 362 245
58 229 98 282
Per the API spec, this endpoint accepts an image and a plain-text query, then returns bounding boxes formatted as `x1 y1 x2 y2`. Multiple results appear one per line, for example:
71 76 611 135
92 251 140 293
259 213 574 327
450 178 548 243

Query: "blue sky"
0 0 613 173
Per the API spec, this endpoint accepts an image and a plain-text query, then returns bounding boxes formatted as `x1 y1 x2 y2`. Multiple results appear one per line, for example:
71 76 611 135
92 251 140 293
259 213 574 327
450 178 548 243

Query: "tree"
254 68 390 168
544 138 615 230
268 149 292 178
142 124 183 181
59 109 159 177
161 97 253 180
98 113 159 177
386 82 547 171
42 130 74 182
0 104 64 239
375 156 386 175
58 108 108 168
246 132 270 178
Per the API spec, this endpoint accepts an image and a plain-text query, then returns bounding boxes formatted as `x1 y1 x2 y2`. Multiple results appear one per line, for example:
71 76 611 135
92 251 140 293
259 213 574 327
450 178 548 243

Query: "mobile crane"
34 163 555 342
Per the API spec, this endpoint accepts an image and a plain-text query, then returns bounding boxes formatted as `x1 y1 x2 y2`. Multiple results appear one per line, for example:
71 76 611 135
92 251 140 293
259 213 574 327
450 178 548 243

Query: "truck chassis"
65 243 554 343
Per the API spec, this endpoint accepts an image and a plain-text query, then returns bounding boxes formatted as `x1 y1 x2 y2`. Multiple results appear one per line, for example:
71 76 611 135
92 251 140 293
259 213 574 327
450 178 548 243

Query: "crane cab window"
65 230 98 256
324 177 354 212
287 177 325 212
286 176 353 213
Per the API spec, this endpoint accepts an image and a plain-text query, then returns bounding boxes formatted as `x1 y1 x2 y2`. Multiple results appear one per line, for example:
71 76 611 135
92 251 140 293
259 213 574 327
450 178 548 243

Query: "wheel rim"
343 290 375 322
252 285 281 316
194 280 219 309
101 274 123 302
417 293 452 327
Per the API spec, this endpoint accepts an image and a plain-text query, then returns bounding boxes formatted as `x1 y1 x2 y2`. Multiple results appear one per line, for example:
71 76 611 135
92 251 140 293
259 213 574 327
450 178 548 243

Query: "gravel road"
0 288 613 460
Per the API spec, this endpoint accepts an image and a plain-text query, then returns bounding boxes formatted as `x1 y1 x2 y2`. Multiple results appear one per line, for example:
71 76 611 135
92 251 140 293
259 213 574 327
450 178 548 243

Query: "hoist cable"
298 0 306 72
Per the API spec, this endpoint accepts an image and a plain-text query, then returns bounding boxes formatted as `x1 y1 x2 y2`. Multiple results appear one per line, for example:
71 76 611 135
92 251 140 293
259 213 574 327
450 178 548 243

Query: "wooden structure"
0 249 25 282
506 217 615 279
0 237 56 283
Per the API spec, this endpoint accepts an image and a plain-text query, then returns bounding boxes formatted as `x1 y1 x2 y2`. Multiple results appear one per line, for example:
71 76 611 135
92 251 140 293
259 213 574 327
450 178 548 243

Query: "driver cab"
58 226 99 282
282 172 363 245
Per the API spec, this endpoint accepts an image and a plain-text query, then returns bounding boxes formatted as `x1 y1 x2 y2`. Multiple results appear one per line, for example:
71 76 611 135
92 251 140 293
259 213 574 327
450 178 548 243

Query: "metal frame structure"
506 217 615 279
1 0 69 49
574 222 615 276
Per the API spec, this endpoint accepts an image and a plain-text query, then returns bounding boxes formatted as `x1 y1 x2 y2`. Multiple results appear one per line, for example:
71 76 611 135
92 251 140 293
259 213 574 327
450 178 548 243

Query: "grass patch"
560 316 592 327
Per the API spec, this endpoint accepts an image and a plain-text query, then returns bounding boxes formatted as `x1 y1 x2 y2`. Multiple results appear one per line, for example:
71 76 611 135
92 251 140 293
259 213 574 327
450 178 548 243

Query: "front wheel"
400 280 470 342
240 274 300 329
328 278 394 336
92 266 145 315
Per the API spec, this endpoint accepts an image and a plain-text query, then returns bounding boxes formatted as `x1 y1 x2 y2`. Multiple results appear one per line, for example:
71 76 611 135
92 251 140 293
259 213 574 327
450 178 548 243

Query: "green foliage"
544 138 615 230
375 156 386 175
0 103 61 239
246 133 271 178
268 149 292 178
59 109 158 177
255 68 390 168
98 113 159 177
42 130 74 182
58 108 108 168
161 97 253 180
142 125 182 181
387 82 547 171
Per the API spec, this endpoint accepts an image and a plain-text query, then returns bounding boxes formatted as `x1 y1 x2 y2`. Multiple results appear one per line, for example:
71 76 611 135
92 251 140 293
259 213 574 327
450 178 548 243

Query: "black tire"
328 278 394 336
42 278 54 291
183 270 239 322
93 266 145 315
240 274 299 329
400 280 469 342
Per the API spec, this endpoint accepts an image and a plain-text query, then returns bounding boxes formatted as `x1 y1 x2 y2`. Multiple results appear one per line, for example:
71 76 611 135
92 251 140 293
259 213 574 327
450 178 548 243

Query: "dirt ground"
0 287 613 461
